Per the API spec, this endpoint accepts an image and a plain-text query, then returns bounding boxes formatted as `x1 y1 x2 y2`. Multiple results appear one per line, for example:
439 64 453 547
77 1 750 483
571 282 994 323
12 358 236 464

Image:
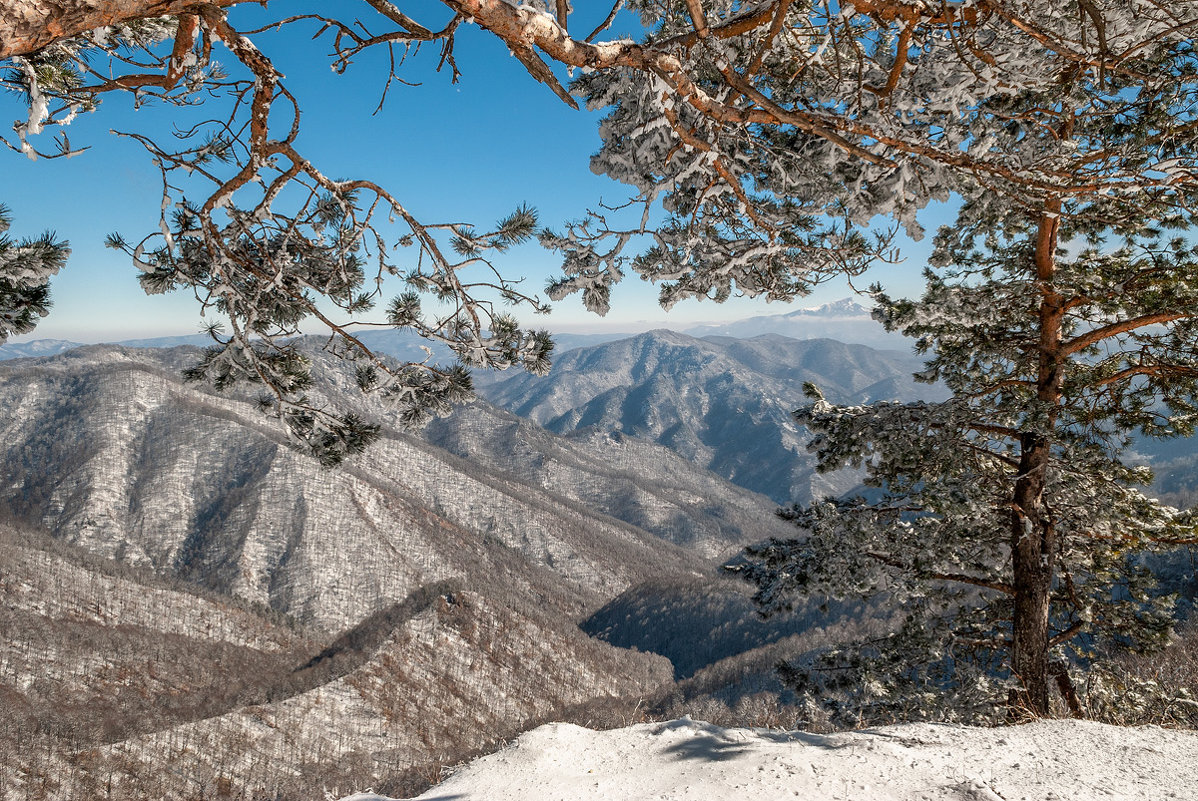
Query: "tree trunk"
0 0 241 59
1009 431 1056 717
1008 200 1064 718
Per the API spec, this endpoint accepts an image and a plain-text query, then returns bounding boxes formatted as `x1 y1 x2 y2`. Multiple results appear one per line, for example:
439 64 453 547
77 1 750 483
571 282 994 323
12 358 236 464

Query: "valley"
0 329 893 798
2 323 1192 799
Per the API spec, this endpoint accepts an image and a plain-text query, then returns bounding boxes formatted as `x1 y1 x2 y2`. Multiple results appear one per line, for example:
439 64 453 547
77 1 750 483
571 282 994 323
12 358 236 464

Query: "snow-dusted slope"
0 344 740 632
86 589 670 798
350 717 1198 801
1 520 673 799
0 338 83 359
422 402 796 559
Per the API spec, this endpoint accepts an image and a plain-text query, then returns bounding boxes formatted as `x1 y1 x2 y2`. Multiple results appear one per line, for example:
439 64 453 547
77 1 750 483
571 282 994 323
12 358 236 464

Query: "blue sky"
3 3 936 343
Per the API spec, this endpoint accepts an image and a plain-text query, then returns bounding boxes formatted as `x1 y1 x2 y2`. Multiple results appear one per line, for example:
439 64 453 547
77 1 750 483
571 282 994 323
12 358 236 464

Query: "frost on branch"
4 4 554 464
545 64 904 313
3 17 195 160
544 0 1198 313
0 204 69 342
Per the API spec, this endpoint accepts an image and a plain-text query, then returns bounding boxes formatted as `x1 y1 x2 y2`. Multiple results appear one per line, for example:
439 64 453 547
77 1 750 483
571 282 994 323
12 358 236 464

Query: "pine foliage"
548 2 1198 316
0 203 68 343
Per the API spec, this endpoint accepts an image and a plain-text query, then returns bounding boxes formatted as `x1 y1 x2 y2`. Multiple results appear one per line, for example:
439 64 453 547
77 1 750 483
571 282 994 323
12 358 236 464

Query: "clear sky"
2 3 937 343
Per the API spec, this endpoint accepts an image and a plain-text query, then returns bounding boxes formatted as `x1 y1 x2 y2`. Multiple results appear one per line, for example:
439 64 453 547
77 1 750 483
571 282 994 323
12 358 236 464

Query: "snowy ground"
344 717 1198 801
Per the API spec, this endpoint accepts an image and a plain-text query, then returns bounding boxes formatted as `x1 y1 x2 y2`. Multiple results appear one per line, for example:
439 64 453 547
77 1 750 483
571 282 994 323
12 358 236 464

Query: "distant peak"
790 298 870 317
632 328 695 343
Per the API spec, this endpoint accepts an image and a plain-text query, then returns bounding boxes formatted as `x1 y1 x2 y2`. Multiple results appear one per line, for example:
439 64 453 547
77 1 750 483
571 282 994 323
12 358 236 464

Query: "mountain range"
0 339 823 798
682 298 907 349
475 329 947 504
5 322 1191 798
0 298 902 363
1 343 789 630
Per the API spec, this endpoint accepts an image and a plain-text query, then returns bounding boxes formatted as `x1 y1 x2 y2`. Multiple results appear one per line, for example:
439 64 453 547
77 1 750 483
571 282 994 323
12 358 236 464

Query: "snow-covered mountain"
0 518 672 799
0 342 810 798
0 343 800 630
421 403 794 559
682 298 907 348
6 333 1194 799
0 337 83 359
477 330 947 504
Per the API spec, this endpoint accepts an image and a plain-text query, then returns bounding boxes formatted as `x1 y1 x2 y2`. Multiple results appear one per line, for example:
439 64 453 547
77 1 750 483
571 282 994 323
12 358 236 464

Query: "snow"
344 717 1198 801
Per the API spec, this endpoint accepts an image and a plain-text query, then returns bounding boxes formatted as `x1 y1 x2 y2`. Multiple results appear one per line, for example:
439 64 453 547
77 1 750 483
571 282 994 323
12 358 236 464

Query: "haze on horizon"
1 4 939 345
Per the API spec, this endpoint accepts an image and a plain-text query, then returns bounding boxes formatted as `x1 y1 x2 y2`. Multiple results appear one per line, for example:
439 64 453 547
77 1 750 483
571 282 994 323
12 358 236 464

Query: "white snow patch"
345 717 1198 801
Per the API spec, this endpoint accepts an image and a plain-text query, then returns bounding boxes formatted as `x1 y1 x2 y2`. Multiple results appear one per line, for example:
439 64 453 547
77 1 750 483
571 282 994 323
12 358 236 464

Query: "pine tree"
0 204 68 343
731 67 1198 715
544 1 1198 721
733 235 1198 721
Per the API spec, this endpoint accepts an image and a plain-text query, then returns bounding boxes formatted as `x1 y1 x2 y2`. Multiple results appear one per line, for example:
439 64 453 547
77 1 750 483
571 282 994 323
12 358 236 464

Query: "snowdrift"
345 717 1198 801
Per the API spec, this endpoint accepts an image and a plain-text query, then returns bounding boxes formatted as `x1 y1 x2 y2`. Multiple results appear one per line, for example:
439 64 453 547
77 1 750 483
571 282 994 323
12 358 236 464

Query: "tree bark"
1008 199 1063 718
0 0 243 59
1009 432 1056 717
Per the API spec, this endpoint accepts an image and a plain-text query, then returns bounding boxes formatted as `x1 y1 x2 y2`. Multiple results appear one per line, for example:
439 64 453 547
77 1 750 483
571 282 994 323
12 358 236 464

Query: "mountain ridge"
0 298 898 362
1 341 725 798
476 329 945 504
0 345 730 631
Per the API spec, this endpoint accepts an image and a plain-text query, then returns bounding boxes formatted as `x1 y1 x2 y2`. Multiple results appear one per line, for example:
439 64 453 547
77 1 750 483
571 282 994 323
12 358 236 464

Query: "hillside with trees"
0 344 715 798
0 517 675 799
2 338 917 797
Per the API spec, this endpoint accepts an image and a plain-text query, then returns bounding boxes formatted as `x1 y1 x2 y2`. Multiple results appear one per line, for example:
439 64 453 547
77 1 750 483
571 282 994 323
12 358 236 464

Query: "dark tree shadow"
658 719 853 763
